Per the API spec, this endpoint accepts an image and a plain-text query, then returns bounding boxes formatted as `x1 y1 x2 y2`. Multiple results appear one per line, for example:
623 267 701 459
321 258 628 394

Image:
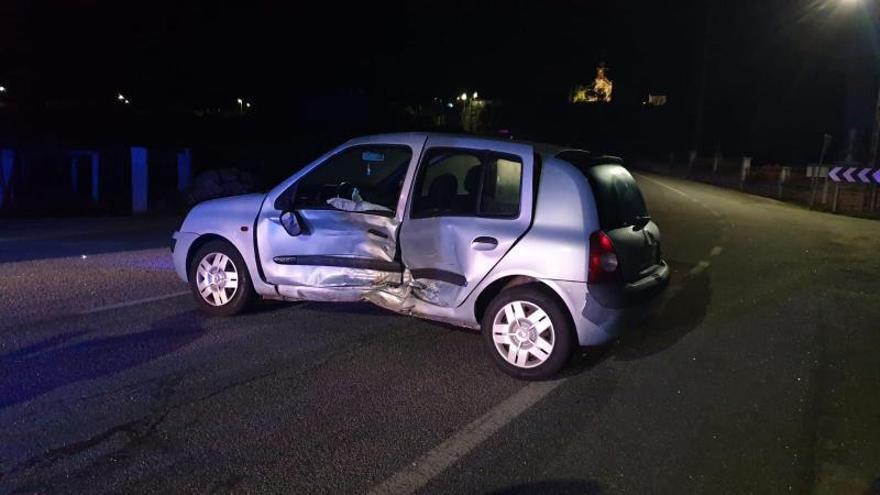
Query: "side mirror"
280 211 302 236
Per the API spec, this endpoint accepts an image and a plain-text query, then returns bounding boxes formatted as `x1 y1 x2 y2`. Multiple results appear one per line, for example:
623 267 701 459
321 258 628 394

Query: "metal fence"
636 155 880 218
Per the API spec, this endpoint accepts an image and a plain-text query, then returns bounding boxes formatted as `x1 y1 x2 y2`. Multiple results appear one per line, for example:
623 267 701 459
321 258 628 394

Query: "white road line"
79 290 190 315
368 379 565 495
689 260 711 276
633 173 689 197
635 173 728 276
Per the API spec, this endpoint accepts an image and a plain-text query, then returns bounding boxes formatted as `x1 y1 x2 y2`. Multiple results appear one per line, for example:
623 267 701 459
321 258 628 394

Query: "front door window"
294 145 413 215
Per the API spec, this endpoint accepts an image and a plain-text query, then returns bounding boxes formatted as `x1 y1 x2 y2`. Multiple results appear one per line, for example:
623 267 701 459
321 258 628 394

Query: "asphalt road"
1 175 878 494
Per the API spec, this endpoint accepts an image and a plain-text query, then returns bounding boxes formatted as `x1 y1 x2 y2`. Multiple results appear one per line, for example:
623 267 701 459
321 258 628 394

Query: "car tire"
481 286 574 380
188 239 256 316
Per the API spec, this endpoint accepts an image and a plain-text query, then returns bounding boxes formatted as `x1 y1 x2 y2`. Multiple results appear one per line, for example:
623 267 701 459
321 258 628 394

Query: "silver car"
171 133 669 379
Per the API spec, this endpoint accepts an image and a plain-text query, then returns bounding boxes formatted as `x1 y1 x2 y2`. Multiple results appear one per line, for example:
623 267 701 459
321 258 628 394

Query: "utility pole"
810 134 832 208
870 87 880 167
690 0 713 171
868 87 880 211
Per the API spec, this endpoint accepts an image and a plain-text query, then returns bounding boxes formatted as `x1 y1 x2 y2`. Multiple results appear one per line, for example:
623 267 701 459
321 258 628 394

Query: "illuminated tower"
570 63 613 104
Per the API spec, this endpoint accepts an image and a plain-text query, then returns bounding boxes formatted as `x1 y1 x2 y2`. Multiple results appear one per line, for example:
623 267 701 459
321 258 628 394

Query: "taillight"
589 230 620 283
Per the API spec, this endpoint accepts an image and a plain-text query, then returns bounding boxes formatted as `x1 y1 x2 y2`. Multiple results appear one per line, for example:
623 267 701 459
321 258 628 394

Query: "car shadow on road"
247 299 310 315
0 312 205 409
564 259 712 375
613 261 711 360
485 479 602 494
247 259 710 380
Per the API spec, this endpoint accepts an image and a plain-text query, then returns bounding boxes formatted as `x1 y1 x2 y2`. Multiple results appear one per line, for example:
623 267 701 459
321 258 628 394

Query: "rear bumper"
548 262 669 347
587 260 670 309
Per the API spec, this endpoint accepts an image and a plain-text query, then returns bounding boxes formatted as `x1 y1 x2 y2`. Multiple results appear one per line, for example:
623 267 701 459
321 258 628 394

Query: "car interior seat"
427 173 458 212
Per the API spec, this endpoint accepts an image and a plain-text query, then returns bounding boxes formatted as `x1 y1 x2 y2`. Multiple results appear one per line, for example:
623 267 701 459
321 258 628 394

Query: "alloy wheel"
491 300 555 369
195 252 239 306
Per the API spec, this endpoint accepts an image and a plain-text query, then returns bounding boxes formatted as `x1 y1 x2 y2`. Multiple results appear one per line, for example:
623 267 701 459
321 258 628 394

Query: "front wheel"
481 286 574 380
188 239 256 316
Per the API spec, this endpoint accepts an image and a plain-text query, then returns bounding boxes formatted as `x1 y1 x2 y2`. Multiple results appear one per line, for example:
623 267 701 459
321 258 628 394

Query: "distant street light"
117 93 124 101
237 98 244 113
472 91 478 100
124 99 130 104
0 86 6 93
460 92 468 101
245 102 251 108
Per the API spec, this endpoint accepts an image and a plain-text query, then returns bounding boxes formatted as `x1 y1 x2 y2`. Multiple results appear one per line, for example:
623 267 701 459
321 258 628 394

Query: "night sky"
1 0 878 159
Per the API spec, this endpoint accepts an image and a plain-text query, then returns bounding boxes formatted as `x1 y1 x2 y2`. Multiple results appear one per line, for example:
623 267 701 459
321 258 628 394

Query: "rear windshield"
557 153 647 230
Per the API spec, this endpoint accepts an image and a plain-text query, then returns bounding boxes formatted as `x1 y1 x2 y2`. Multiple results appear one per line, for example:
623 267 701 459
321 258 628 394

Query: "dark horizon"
1 0 878 162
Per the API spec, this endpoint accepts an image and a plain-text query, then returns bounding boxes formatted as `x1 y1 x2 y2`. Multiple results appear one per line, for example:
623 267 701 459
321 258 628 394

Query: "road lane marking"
79 290 190 315
689 261 710 276
634 173 689 197
368 379 565 495
635 173 728 277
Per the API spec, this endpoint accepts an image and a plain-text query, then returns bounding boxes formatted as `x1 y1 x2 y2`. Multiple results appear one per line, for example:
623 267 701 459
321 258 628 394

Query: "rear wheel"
481 286 574 380
188 239 256 316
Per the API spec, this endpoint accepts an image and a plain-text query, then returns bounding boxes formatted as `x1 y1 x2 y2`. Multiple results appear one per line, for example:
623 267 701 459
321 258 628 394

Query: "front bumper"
171 231 200 283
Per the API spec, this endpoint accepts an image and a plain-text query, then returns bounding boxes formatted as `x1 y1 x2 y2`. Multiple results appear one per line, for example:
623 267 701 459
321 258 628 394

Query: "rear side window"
583 164 647 230
410 148 522 219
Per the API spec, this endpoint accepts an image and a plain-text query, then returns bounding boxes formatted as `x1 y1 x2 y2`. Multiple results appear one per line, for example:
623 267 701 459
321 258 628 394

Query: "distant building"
647 94 667 106
570 64 613 104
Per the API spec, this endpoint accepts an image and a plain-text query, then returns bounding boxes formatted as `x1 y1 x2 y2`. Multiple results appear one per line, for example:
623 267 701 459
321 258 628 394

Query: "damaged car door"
256 136 424 300
398 137 535 307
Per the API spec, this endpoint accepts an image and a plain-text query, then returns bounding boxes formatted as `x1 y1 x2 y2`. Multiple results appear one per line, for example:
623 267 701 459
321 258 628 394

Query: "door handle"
471 236 498 251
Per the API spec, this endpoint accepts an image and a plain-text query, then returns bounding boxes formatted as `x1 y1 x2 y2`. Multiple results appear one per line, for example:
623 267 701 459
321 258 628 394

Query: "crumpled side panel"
363 271 480 329
275 268 479 329
362 271 418 313
294 209 399 261
293 266 402 288
408 279 460 308
262 209 402 289
362 270 459 309
277 285 369 302
360 270 452 310
276 265 402 302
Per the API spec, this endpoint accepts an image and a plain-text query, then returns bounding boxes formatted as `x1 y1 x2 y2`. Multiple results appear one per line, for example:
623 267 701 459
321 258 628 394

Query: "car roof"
346 132 602 162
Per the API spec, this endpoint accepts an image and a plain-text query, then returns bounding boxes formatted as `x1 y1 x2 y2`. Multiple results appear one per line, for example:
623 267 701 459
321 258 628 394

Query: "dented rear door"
398 137 535 307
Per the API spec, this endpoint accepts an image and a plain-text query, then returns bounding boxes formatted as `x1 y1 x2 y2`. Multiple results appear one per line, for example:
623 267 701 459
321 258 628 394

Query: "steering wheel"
335 181 355 201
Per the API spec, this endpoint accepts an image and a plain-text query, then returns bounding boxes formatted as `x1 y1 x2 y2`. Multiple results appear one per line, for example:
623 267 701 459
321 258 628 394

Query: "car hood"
180 193 266 233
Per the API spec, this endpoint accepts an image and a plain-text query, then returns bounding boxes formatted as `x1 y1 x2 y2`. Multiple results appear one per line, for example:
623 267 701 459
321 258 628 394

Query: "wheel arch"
473 275 577 335
186 234 237 280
